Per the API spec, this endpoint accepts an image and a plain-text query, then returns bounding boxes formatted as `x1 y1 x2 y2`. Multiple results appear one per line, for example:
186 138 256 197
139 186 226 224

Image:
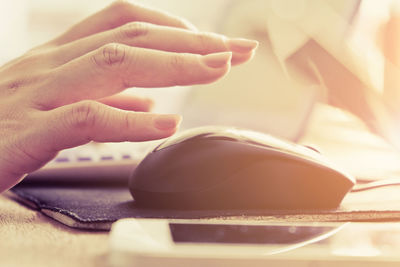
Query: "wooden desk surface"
0 193 108 267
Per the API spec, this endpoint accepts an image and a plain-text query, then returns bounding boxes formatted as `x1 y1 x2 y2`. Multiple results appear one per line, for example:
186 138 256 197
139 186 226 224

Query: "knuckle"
68 101 100 132
168 54 186 74
195 32 217 54
106 1 142 29
108 1 132 15
3 70 48 99
92 43 127 69
5 79 24 95
119 21 149 39
123 112 137 133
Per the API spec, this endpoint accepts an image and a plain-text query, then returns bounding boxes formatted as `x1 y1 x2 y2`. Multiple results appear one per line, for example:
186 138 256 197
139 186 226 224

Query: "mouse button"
152 133 208 152
153 126 234 152
153 133 240 152
233 129 325 162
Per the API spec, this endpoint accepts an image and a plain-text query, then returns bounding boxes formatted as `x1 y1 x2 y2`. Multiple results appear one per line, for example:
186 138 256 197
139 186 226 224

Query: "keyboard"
24 141 160 184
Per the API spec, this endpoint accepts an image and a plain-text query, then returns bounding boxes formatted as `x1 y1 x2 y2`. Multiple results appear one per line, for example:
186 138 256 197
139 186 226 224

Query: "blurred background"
0 0 397 141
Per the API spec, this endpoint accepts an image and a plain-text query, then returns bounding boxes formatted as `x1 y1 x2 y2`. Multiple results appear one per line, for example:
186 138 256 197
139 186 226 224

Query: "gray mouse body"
129 126 355 210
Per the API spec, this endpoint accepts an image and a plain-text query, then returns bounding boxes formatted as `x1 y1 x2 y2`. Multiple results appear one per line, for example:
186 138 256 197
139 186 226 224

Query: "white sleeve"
266 0 384 90
266 0 358 62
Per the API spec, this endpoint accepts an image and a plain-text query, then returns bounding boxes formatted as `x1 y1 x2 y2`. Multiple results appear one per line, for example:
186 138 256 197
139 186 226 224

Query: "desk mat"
9 182 400 231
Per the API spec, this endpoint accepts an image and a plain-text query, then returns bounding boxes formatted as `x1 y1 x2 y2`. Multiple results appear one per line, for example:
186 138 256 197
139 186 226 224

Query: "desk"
0 193 108 267
2 104 400 267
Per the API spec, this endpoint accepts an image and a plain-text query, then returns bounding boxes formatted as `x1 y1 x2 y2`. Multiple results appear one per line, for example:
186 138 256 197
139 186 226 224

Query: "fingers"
40 100 181 151
49 1 196 46
40 45 231 107
98 94 153 112
53 22 258 66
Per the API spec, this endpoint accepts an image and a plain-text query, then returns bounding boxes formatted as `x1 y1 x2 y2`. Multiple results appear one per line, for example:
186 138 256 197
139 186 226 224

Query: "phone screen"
169 223 336 245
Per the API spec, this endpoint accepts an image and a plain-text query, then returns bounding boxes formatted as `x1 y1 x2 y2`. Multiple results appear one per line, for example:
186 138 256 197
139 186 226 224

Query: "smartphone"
109 219 400 267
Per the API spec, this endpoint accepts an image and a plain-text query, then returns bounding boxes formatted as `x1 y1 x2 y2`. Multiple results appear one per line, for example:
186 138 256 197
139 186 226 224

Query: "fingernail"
145 98 154 110
154 114 182 130
202 52 232 68
227 38 259 53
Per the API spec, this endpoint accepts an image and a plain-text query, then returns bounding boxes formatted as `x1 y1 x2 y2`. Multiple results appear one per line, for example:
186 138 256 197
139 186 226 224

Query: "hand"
0 1 258 192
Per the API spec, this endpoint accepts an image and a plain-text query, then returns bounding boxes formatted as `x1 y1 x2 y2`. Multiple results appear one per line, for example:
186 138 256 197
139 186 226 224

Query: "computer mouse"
129 126 355 210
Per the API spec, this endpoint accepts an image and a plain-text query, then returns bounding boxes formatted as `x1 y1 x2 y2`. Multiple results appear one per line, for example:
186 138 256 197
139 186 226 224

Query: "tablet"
109 219 400 267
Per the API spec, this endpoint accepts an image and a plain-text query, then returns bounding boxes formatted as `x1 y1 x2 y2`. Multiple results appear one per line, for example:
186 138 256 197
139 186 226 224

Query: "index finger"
49 1 197 46
33 45 231 109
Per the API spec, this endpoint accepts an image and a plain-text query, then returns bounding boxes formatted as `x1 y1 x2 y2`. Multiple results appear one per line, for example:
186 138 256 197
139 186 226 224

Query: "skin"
0 1 258 192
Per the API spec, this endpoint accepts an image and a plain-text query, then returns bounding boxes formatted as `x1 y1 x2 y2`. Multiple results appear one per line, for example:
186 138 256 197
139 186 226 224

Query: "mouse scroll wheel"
302 145 321 154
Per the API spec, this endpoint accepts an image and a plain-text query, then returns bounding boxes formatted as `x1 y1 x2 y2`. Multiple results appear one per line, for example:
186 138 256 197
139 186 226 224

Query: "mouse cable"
351 178 400 193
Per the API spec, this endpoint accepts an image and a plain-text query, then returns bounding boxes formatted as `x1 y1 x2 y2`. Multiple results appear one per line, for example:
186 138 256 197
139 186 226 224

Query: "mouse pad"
9 181 400 230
